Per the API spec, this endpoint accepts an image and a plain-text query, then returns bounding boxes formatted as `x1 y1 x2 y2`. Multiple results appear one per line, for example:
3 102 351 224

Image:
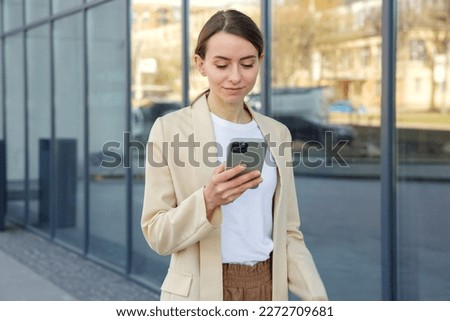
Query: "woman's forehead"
205 32 258 59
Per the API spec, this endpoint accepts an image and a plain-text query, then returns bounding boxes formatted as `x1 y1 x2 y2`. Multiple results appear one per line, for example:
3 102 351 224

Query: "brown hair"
194 9 264 59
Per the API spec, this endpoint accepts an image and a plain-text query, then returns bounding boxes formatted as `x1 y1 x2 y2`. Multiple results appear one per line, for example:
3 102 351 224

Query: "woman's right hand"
203 162 263 221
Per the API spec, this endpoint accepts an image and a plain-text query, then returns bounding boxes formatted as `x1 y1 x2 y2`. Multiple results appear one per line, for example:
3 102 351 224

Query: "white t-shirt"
210 112 277 265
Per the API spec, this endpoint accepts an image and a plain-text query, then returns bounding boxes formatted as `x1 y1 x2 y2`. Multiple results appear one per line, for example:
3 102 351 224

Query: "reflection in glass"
397 0 450 300
53 14 85 250
0 42 3 141
271 1 382 300
5 34 26 224
130 0 183 287
87 0 128 269
25 0 50 23
3 0 24 32
27 26 51 234
52 0 83 14
0 44 3 229
131 0 183 104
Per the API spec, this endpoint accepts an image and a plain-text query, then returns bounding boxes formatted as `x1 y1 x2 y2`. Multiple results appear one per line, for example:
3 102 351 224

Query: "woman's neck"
206 93 251 124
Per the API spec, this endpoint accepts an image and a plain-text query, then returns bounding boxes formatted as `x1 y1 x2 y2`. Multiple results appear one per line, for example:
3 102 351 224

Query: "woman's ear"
194 54 206 76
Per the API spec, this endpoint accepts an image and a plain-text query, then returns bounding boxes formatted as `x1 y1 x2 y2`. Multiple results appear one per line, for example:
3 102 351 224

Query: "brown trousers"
222 256 272 301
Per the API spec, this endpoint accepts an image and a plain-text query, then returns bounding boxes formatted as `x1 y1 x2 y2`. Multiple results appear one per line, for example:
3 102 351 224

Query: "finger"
238 173 263 189
219 164 248 181
227 169 261 187
223 175 263 201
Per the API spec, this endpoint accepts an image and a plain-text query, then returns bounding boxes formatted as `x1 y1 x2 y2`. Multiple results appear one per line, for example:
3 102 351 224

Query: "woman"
141 9 327 301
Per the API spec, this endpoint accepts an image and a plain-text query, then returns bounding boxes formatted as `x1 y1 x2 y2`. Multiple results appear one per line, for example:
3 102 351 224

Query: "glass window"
130 0 183 287
189 3 212 100
397 0 450 300
27 25 51 234
87 0 128 269
0 42 3 141
269 1 382 300
52 0 83 14
53 13 85 250
5 34 26 224
25 0 50 24
409 40 427 61
131 1 183 104
0 41 5 221
360 47 371 67
3 0 24 32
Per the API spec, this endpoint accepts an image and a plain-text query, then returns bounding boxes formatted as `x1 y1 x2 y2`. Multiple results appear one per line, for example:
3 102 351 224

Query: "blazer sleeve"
141 118 222 256
281 127 328 301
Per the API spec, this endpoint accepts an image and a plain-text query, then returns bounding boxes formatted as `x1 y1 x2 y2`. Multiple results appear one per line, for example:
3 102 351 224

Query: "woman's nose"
228 65 242 84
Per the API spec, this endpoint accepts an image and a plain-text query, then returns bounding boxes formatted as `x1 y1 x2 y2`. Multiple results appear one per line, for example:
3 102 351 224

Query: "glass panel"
87 0 128 269
267 0 383 300
5 34 26 224
53 14 85 249
0 41 3 141
52 0 83 14
130 0 184 286
25 0 50 23
131 1 182 105
397 0 450 300
189 3 211 100
0 42 4 231
3 0 24 32
27 25 51 234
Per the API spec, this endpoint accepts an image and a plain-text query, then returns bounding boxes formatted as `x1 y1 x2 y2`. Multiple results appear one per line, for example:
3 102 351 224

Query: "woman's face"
195 32 262 106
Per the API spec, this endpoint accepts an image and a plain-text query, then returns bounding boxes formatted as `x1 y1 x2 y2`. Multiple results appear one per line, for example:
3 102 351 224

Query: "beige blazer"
141 94 327 301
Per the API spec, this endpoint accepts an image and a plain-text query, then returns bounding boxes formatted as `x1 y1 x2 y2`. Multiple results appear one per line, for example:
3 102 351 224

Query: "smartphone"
226 138 267 182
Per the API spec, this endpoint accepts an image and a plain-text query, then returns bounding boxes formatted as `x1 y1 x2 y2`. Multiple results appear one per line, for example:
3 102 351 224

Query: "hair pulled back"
194 9 264 59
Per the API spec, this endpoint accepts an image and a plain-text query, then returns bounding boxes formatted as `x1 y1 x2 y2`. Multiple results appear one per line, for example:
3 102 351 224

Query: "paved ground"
0 223 159 301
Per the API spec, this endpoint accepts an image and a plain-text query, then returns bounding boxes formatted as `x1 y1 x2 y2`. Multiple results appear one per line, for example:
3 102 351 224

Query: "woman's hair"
194 9 264 59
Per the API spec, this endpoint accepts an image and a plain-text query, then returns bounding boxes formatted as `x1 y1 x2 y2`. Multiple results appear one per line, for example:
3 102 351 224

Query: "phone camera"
231 142 248 153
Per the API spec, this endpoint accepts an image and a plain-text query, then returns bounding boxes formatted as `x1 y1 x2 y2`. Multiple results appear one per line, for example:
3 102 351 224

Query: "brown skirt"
222 256 272 301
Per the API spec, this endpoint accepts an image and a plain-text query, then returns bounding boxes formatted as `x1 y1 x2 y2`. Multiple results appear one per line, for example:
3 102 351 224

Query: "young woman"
141 9 327 301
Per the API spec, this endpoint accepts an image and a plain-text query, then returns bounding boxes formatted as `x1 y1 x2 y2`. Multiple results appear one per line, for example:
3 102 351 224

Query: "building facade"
1 0 449 300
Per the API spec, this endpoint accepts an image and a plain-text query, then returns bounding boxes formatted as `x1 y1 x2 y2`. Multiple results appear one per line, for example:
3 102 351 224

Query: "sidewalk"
0 223 159 301
0 250 74 300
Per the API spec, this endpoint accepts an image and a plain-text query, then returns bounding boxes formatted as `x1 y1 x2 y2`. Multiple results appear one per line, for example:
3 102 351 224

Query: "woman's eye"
242 64 254 69
216 65 227 69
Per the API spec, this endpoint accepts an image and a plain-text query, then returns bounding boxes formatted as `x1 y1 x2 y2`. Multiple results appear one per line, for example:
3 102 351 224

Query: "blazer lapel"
191 95 223 300
191 95 219 185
